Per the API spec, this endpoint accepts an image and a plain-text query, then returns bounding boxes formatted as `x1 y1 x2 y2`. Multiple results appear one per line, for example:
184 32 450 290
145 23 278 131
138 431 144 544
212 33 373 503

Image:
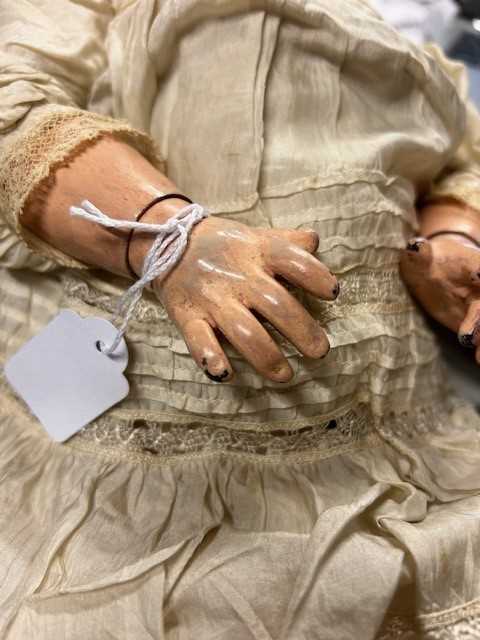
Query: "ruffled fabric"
2 373 480 639
47 178 443 424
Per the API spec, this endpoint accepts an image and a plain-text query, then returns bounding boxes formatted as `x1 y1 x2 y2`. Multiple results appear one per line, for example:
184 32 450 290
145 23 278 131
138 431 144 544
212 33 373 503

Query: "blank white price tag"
4 310 129 442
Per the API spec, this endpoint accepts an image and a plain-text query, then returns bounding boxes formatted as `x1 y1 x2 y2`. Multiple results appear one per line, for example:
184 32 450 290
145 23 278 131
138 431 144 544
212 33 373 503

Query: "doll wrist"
126 195 194 280
418 197 480 246
425 230 480 249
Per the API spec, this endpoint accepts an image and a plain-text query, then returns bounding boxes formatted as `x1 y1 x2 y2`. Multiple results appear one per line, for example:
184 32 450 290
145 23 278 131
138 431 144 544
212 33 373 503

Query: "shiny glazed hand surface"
400 234 480 362
150 216 339 382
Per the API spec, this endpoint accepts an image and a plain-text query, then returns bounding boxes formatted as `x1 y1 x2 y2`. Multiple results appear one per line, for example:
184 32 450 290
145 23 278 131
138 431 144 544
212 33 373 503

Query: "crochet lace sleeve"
0 1 164 271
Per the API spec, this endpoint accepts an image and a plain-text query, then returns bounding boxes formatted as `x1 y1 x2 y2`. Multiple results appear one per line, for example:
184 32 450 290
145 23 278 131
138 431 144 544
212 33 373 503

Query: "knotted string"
69 199 209 356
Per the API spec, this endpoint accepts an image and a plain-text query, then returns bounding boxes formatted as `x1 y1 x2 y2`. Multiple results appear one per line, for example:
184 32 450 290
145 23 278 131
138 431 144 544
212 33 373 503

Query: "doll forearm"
20 135 189 278
417 197 480 245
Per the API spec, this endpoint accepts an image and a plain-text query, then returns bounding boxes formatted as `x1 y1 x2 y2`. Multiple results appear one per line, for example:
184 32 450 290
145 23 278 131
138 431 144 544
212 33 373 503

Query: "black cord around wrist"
125 193 193 279
425 230 480 249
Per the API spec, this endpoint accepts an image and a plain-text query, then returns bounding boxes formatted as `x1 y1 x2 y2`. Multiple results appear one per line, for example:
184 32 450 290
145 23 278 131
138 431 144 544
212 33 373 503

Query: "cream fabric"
422 43 480 212
2 1 480 638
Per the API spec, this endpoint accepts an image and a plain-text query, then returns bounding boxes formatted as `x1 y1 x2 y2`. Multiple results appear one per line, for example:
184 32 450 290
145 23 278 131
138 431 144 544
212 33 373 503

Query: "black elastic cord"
425 230 480 249
125 193 193 279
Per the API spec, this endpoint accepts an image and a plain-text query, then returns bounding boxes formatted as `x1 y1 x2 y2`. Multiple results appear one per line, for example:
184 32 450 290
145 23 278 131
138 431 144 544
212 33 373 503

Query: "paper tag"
4 310 129 442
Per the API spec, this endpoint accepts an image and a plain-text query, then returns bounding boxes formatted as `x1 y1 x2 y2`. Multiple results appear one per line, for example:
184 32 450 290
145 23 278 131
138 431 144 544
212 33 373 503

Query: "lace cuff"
424 170 480 214
0 104 166 271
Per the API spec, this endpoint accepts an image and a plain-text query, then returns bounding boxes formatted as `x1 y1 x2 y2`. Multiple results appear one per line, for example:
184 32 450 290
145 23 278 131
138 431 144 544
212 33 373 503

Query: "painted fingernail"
458 332 475 349
406 240 421 252
406 236 430 253
201 356 230 382
204 369 230 382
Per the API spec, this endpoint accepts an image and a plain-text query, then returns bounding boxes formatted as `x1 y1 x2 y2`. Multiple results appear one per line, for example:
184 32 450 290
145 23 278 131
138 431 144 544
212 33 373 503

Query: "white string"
69 199 209 356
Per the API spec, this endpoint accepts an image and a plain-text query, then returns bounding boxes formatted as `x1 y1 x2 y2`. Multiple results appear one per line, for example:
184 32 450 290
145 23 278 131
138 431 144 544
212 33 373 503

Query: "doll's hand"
150 216 339 382
400 234 480 361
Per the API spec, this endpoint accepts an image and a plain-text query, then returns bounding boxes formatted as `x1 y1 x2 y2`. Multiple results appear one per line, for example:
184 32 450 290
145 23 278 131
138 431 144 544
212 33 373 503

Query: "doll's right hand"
147 216 339 383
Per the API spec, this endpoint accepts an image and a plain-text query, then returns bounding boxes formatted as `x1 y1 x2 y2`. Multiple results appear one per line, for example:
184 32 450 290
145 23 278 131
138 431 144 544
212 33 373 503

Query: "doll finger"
458 301 480 348
210 300 294 382
265 240 339 300
180 317 234 382
248 274 331 359
264 228 319 254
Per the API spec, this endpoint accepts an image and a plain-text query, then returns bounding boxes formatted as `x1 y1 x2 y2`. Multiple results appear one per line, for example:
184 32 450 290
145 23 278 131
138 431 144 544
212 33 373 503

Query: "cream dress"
1 1 480 638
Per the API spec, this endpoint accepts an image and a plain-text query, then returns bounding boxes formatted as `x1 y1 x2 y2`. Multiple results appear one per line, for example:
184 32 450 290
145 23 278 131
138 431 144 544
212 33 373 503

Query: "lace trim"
310 268 415 322
60 267 415 329
0 363 463 466
376 616 418 639
0 105 164 269
61 271 169 323
63 400 457 464
69 404 375 463
422 600 480 637
377 600 480 639
376 402 455 440
426 171 480 216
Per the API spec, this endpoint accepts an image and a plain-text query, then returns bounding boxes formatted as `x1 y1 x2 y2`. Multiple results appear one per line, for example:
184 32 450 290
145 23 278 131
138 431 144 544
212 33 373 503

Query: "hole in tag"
96 340 104 352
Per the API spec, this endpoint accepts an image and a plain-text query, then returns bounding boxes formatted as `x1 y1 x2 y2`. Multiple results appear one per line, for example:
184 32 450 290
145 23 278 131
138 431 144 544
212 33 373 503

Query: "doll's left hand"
400 234 480 361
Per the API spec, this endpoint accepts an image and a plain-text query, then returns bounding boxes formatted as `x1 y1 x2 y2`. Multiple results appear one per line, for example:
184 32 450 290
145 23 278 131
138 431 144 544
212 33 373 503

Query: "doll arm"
7 4 339 383
0 0 163 272
400 47 480 349
20 132 338 383
20 134 190 279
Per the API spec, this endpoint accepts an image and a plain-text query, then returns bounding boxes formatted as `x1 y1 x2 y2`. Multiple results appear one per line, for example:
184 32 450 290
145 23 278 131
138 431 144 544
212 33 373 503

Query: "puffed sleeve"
0 0 164 271
422 43 480 212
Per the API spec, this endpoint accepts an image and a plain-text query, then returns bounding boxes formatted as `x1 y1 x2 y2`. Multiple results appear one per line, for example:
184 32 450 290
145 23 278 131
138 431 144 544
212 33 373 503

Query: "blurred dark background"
372 0 480 106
